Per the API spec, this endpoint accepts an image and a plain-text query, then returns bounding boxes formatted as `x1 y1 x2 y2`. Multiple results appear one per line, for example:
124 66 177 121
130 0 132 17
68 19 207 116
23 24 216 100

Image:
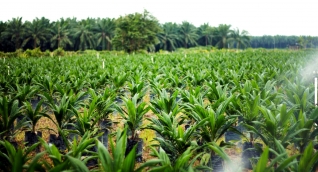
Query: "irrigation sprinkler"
7 65 10 75
151 56 154 63
97 53 99 59
102 59 105 69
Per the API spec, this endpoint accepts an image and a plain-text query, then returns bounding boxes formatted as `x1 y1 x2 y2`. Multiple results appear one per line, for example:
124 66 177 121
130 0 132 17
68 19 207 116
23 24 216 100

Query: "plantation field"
1 49 318 171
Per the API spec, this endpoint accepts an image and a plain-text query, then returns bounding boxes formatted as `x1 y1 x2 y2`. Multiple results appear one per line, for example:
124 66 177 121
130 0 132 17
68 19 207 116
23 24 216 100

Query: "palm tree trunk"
102 37 106 50
34 39 37 49
205 36 208 46
107 41 110 50
15 35 20 50
58 37 60 48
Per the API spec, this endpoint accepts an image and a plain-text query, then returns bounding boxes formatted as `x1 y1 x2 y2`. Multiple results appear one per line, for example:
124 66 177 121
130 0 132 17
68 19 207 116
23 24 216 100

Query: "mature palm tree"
197 23 215 46
72 18 95 51
1 17 25 50
0 21 13 52
157 22 179 51
50 18 73 49
215 24 232 49
228 28 250 49
178 21 198 48
22 17 52 49
93 18 115 50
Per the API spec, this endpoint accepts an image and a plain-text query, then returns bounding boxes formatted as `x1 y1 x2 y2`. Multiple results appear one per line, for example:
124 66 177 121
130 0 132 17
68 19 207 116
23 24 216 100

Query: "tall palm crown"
22 17 52 49
178 21 198 48
228 28 250 49
93 18 116 50
50 18 73 49
157 22 179 51
215 24 232 49
72 18 95 51
1 17 25 50
197 23 215 46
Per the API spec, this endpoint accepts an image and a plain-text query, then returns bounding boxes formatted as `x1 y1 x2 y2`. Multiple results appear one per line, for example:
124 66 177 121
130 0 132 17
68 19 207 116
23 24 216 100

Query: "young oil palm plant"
150 89 180 115
292 107 318 154
70 95 99 137
0 96 26 141
35 75 59 97
41 131 95 171
184 94 239 171
116 93 149 141
145 109 198 162
40 92 75 150
115 93 149 161
22 100 52 148
11 83 38 106
127 80 147 103
253 141 298 172
97 127 138 172
137 146 212 172
87 88 116 148
0 140 46 172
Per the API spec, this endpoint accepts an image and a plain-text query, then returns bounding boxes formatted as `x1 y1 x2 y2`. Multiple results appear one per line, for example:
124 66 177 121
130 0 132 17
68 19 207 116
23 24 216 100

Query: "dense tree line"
0 10 317 53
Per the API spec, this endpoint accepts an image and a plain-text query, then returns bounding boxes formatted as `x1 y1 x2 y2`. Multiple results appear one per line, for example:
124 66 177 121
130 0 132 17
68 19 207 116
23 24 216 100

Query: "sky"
1 0 317 36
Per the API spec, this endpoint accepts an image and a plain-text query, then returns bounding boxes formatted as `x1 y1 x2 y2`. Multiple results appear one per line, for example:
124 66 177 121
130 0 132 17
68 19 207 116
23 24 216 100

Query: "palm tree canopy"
215 24 232 49
1 17 25 50
197 23 216 46
93 18 116 50
72 18 95 51
50 18 73 49
157 22 180 51
228 28 250 49
178 21 198 48
22 17 52 49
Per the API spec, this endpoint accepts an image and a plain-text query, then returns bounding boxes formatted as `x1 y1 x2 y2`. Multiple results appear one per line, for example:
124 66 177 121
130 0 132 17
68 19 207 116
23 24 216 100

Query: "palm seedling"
0 140 46 172
253 140 299 172
97 128 138 172
127 80 147 103
184 94 238 171
71 95 99 137
243 104 306 169
35 75 59 97
41 131 95 171
111 72 128 102
292 107 318 154
145 109 198 162
22 100 52 148
150 89 180 115
0 96 26 142
11 83 38 106
136 146 212 172
40 92 76 150
115 93 149 161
